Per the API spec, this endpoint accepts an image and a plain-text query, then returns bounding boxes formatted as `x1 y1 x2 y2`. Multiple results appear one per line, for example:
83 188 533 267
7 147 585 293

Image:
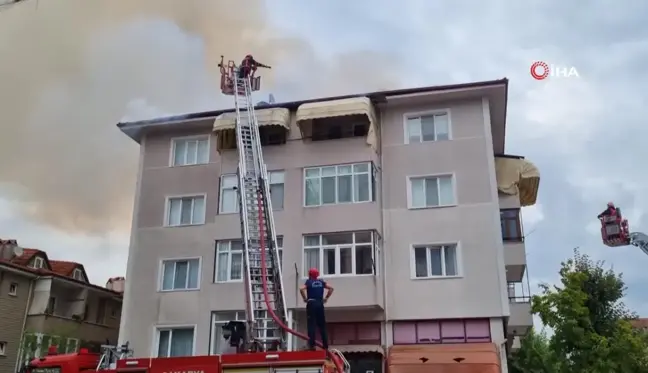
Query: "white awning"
212 107 290 132
296 97 378 151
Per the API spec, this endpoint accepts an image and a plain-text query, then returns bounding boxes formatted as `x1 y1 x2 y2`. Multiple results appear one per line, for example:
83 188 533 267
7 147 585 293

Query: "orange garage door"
387 343 501 373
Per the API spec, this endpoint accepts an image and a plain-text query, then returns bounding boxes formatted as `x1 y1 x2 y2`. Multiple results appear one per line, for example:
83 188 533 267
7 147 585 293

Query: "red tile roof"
10 248 42 266
631 318 648 329
49 260 81 276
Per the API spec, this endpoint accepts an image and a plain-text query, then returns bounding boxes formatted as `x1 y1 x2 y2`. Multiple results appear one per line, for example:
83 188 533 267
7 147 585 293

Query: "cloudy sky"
1 0 647 316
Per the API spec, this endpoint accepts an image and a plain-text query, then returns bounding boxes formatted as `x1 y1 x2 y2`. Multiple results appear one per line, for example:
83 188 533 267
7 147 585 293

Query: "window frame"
403 109 452 144
406 173 457 209
0 341 6 356
65 338 79 353
164 194 207 227
8 282 18 296
392 318 491 345
33 256 44 269
210 311 246 355
169 135 210 167
500 208 524 242
410 242 462 280
302 231 378 278
268 170 285 210
219 174 239 214
153 325 197 357
158 257 202 292
215 238 283 283
303 162 376 207
72 268 84 281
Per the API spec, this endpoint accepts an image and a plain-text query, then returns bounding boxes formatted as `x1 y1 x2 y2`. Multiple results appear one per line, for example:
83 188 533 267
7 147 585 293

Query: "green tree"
531 249 648 373
509 328 557 373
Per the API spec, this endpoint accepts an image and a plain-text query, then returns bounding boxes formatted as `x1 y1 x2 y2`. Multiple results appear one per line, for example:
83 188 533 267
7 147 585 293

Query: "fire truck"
24 55 349 373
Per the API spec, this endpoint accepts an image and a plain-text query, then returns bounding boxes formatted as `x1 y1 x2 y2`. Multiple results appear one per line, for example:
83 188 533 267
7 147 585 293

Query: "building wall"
0 271 32 373
121 96 514 357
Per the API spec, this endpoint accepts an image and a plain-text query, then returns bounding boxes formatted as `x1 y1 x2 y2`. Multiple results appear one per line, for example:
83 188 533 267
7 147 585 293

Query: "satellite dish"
13 245 24 257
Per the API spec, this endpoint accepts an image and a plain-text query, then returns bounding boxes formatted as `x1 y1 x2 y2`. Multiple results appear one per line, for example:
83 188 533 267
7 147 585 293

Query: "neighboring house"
0 239 124 372
630 318 648 331
117 78 539 373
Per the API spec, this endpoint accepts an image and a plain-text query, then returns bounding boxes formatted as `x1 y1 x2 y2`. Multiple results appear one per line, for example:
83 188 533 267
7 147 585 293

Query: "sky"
0 0 647 317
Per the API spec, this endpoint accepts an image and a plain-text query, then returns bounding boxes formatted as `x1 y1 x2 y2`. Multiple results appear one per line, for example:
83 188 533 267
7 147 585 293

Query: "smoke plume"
0 0 401 234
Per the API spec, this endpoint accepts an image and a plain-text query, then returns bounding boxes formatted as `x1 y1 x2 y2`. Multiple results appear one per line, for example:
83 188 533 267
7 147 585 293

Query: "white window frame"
302 231 377 278
215 238 283 283
153 325 197 357
210 311 245 355
8 282 18 296
72 268 84 281
403 109 452 144
303 162 375 207
169 135 210 167
219 174 239 214
32 256 44 269
0 341 6 356
164 194 207 227
65 338 79 353
268 170 285 210
407 173 457 209
158 257 202 292
410 243 462 280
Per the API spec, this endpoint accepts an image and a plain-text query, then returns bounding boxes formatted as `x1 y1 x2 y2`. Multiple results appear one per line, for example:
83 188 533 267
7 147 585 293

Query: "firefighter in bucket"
219 54 271 95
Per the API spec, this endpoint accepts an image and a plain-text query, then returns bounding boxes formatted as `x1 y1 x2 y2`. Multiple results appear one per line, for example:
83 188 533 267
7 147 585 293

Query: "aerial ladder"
217 55 349 373
598 202 648 256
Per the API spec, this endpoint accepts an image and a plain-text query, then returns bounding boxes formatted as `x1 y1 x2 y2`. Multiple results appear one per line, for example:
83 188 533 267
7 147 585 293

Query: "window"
409 175 455 208
303 231 375 277
156 327 195 357
46 297 56 314
32 256 44 269
328 322 381 345
501 209 523 242
9 282 17 296
219 174 238 214
0 341 5 356
311 116 369 141
161 259 200 291
392 318 490 344
413 244 459 278
96 299 106 324
66 338 79 353
304 163 375 206
216 238 283 282
269 171 285 210
211 311 245 354
171 137 209 166
166 196 206 226
72 268 84 281
405 112 450 143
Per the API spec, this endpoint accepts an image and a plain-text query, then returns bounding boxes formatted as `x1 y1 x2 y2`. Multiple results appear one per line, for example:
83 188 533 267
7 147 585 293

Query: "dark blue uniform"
305 279 328 349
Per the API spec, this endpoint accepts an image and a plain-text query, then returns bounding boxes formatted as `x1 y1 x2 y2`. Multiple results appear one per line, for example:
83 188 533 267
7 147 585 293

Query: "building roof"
630 318 648 329
0 239 121 296
116 78 509 143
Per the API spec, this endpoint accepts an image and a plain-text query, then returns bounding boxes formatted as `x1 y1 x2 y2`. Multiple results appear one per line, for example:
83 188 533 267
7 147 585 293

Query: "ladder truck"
23 56 350 373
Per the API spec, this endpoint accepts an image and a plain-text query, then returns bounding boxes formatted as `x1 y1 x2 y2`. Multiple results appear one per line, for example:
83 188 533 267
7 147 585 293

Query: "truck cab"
26 347 100 373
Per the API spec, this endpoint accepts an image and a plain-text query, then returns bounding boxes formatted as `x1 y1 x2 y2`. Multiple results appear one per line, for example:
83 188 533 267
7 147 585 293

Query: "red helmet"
607 202 615 207
308 268 319 279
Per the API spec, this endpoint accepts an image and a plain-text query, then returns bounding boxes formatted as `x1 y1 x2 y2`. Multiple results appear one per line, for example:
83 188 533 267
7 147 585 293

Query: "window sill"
303 201 375 208
218 211 239 215
408 204 457 210
164 223 205 228
404 138 453 145
503 238 524 243
169 162 209 168
8 293 17 297
300 274 374 280
214 280 243 284
159 288 201 293
411 275 463 281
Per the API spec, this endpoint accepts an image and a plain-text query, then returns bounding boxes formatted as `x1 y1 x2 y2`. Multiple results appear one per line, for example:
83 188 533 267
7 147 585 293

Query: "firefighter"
238 54 271 79
300 268 333 350
598 202 618 219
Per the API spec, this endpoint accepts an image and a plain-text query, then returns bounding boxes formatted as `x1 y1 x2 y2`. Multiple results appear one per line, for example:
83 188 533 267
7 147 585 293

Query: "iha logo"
530 61 579 80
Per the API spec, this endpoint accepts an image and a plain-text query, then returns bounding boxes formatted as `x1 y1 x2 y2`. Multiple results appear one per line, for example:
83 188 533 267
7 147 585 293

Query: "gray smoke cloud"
0 0 402 235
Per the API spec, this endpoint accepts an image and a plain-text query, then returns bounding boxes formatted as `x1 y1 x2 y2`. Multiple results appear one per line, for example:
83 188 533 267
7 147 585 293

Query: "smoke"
0 0 401 235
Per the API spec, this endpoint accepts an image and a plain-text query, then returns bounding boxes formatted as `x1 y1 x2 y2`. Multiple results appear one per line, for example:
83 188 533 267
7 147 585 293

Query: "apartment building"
117 78 539 372
0 239 124 372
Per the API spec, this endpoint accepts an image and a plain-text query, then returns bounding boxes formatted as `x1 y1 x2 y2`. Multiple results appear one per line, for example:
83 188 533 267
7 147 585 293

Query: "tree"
509 328 557 373
531 249 648 373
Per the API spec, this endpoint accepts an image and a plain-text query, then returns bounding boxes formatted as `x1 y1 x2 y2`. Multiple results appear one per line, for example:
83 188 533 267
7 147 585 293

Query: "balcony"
501 208 526 282
507 282 533 336
24 314 118 344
